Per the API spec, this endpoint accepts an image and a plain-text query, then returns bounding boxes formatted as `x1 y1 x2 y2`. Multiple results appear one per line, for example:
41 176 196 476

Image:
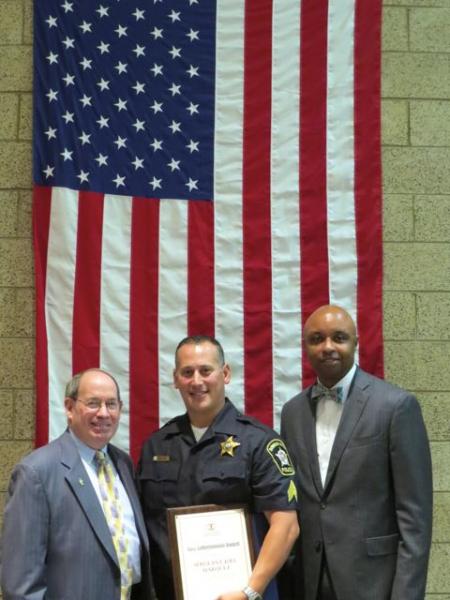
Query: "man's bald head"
304 305 357 339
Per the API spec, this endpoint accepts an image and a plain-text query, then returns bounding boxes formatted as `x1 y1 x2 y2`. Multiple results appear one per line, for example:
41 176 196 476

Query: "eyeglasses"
75 398 121 413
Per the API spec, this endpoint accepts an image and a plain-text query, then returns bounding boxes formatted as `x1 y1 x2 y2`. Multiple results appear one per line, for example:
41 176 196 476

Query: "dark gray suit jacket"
0 431 154 600
280 368 432 600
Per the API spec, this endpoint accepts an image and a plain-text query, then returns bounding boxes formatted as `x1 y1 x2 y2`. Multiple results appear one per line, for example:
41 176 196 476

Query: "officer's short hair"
175 335 226 367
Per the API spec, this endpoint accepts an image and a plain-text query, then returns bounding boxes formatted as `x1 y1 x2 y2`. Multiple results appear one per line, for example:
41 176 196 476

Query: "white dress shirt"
315 363 357 485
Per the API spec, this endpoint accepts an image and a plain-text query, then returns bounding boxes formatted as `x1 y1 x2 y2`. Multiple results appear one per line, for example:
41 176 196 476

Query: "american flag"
33 0 383 461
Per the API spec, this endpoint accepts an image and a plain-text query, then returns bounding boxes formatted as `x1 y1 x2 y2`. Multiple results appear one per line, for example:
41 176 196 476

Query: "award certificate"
167 504 255 600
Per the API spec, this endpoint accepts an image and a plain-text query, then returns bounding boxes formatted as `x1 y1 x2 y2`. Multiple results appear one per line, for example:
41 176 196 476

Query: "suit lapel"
300 389 324 497
60 434 119 568
324 372 369 491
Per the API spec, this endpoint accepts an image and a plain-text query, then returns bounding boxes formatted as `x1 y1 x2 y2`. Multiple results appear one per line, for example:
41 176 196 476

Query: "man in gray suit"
280 305 432 600
1 368 154 600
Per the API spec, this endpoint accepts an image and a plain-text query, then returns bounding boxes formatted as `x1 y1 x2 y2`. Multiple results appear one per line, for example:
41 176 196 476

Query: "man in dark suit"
1 368 154 600
280 305 432 600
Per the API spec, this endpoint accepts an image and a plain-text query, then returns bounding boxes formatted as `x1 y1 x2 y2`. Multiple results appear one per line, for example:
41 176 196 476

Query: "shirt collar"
69 429 108 464
163 399 239 440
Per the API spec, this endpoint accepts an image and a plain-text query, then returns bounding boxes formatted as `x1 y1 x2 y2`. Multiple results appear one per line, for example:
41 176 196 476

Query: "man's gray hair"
65 368 121 402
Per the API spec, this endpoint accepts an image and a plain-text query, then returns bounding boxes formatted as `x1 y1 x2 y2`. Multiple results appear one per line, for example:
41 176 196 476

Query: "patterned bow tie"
311 382 344 403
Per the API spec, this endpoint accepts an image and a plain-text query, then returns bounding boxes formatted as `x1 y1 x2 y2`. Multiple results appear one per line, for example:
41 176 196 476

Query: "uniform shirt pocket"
200 460 249 505
139 461 180 509
202 459 247 481
139 461 180 482
366 533 399 556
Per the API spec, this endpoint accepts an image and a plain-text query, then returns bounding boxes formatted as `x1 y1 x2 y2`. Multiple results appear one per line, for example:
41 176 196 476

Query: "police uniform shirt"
138 399 299 600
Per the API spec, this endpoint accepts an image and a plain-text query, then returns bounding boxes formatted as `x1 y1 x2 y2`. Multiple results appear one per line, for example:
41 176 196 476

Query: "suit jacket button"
315 541 322 552
320 502 326 510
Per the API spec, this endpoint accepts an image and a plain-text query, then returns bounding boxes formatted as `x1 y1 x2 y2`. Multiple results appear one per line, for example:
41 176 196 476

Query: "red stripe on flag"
72 191 104 374
354 0 384 377
129 197 160 463
299 0 330 387
33 185 52 448
242 0 273 425
187 200 215 337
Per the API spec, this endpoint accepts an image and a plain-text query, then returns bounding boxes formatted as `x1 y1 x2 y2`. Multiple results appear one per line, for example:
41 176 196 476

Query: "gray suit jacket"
0 431 154 600
280 368 432 600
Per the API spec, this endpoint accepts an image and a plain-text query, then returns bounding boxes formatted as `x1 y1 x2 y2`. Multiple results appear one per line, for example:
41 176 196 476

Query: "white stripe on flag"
158 199 189 425
326 0 358 324
100 194 132 452
214 0 245 411
271 0 302 429
46 187 78 439
327 1 360 364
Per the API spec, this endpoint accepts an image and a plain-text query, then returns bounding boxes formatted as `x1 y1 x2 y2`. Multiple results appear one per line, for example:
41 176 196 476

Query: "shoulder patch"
266 439 295 476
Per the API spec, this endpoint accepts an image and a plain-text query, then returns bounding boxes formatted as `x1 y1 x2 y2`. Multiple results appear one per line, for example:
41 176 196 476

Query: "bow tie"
311 383 344 403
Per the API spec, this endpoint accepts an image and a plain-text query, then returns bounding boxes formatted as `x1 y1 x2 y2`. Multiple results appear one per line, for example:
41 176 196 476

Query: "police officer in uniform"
138 335 299 600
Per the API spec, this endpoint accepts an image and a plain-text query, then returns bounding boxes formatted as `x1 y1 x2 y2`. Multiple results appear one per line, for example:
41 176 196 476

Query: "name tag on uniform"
153 455 171 462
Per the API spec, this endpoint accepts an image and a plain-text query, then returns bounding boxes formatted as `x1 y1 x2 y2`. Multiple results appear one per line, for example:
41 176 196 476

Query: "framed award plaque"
167 504 256 600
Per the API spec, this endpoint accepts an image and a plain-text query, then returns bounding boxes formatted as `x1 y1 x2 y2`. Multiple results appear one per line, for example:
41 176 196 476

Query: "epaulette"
235 411 273 433
159 413 186 430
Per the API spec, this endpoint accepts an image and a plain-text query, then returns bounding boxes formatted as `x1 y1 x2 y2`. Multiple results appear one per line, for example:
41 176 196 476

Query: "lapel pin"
78 478 85 486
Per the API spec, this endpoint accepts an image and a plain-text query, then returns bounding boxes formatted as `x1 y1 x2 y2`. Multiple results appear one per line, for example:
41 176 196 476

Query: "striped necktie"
95 450 133 600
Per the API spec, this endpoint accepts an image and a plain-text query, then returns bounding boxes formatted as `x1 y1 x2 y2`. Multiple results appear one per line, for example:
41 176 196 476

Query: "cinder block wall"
0 0 35 546
382 1 450 596
0 0 449 597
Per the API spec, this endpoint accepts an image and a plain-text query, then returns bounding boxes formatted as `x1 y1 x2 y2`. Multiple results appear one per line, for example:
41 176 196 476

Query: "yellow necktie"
95 451 133 600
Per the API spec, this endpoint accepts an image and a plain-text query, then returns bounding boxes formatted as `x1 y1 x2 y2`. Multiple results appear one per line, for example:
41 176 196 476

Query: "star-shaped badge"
220 436 241 457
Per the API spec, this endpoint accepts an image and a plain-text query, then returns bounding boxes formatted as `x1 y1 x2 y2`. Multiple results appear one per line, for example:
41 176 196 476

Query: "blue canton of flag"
34 0 216 199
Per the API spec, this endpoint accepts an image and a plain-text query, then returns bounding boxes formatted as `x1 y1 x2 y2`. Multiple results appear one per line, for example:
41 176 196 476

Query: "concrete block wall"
383 0 450 596
0 0 448 596
0 0 34 554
